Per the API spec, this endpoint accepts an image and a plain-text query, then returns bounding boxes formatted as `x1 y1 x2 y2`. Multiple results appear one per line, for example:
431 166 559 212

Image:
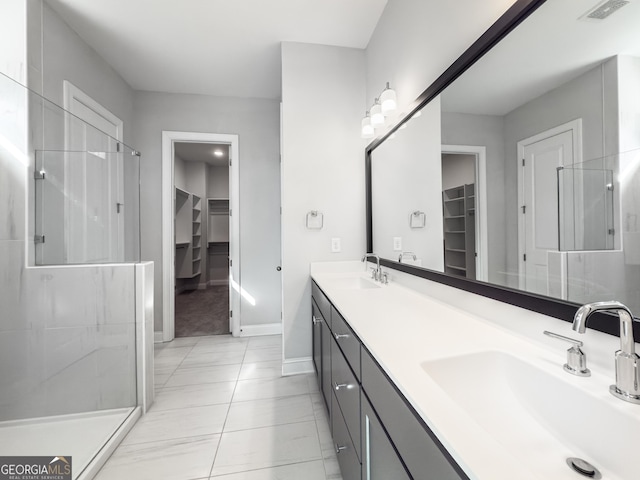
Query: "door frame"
517 119 582 290
441 144 488 282
161 131 240 342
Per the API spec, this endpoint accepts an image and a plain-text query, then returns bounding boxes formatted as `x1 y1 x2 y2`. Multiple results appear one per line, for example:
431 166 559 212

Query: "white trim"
441 145 488 282
208 279 229 287
76 407 141 480
238 323 282 337
162 131 240 342
282 357 314 376
517 119 583 290
63 81 124 140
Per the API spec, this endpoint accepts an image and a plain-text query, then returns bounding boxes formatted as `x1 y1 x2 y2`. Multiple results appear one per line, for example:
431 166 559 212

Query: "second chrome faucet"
573 300 640 404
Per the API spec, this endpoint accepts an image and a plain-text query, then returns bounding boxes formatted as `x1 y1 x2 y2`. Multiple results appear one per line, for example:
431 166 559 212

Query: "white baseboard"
154 331 164 343
238 323 282 337
282 357 314 376
208 279 229 286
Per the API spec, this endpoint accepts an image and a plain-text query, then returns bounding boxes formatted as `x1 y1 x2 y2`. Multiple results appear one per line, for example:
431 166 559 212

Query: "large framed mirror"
366 0 640 334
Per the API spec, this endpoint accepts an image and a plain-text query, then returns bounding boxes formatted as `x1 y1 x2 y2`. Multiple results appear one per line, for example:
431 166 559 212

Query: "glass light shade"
370 101 385 127
361 114 374 139
380 84 397 115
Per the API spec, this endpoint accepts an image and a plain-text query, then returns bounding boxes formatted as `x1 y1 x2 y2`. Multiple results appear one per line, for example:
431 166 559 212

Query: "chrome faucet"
398 251 417 263
361 253 382 282
573 301 640 404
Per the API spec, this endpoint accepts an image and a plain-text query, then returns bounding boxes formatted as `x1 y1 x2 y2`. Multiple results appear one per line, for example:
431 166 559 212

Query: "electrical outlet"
331 237 341 253
393 237 402 251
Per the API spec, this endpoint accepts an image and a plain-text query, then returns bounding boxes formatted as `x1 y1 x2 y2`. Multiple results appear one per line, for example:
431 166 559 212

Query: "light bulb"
361 113 374 139
370 99 384 127
380 82 397 115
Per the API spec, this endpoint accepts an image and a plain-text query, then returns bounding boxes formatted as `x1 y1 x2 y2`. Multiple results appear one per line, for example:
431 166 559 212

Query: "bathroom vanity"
311 261 640 480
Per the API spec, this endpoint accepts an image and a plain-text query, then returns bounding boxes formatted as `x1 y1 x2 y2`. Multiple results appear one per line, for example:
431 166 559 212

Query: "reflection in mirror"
370 0 640 313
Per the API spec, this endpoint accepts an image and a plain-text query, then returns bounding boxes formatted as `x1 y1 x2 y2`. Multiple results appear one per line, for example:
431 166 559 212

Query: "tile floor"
95 334 343 480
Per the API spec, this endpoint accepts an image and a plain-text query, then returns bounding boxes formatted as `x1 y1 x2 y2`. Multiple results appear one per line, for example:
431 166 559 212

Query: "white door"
520 130 574 295
64 81 124 263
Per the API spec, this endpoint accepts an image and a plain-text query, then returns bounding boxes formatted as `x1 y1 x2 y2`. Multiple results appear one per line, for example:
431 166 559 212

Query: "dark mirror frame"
365 0 639 339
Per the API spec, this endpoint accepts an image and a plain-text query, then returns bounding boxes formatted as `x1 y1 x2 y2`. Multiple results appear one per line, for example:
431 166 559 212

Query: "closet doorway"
174 142 231 336
441 145 488 281
162 132 240 342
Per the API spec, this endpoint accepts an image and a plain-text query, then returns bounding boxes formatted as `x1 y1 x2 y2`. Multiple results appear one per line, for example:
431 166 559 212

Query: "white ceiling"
45 0 388 99
441 0 640 116
175 142 229 167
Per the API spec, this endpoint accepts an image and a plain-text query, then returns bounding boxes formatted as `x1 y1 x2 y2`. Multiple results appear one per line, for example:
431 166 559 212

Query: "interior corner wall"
281 42 367 361
365 0 517 114
132 92 281 333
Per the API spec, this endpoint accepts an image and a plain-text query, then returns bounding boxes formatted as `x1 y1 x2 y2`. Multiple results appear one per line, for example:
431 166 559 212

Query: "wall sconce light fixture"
361 111 374 139
380 82 397 115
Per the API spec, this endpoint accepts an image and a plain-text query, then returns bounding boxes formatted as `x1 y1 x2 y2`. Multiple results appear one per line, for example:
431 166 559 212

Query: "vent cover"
581 0 630 20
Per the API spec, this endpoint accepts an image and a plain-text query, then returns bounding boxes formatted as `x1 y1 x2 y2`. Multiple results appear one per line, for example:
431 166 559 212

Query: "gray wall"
441 154 475 190
281 42 366 361
132 91 281 332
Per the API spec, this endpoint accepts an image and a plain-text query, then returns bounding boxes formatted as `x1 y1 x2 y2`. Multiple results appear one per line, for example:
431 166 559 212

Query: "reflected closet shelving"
442 183 476 279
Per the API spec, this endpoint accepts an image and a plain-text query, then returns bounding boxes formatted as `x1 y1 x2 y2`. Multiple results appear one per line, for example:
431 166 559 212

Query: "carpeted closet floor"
175 285 230 337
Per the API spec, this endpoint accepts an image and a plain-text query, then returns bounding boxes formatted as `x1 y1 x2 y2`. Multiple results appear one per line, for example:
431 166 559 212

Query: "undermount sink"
422 351 639 480
330 276 381 290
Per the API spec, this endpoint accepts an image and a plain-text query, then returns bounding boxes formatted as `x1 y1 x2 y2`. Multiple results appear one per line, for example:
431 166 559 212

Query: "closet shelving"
175 187 202 279
442 183 476 279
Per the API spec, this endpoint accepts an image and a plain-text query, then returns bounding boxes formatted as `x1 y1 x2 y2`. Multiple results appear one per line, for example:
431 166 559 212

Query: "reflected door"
64 81 124 263
521 130 573 295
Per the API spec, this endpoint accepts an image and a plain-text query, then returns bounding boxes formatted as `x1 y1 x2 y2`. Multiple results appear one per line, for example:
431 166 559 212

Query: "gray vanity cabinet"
362 395 411 480
311 279 467 480
311 282 333 415
332 392 362 480
311 300 323 389
361 349 466 480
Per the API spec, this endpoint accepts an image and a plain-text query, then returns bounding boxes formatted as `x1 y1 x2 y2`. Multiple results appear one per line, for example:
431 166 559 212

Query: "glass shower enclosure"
0 71 142 479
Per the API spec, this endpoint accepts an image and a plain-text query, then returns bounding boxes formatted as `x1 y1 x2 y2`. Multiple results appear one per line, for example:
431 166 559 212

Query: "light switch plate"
331 237 341 253
393 237 402 251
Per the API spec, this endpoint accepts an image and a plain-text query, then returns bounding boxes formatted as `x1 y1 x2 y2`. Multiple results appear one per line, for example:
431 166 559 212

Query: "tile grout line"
207 337 249 478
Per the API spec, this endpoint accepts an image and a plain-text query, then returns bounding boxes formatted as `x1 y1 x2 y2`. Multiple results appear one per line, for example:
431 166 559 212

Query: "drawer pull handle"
335 444 347 454
312 315 322 325
334 332 349 340
334 382 348 391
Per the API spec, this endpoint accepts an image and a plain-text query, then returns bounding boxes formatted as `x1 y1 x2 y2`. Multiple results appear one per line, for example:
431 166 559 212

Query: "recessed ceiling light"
213 149 224 157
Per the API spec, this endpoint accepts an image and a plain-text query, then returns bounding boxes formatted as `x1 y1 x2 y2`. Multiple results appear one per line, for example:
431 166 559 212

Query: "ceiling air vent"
581 0 630 20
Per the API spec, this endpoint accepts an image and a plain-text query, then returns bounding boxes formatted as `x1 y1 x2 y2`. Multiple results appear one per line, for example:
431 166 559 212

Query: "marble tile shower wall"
0 76 137 422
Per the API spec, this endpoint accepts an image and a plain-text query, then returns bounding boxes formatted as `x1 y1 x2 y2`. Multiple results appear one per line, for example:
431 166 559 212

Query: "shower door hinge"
34 235 45 244
229 259 232 267
230 310 233 318
522 205 526 214
607 183 614 191
34 170 46 180
117 143 121 152
229 159 232 166
609 228 615 235
116 202 123 213
229 209 232 216
131 150 141 157
523 253 527 262
522 158 525 166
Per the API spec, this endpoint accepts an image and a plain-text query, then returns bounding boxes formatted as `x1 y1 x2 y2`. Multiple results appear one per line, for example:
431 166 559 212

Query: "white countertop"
311 261 640 480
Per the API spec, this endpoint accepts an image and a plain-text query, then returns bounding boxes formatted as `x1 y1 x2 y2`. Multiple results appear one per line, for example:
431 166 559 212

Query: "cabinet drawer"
331 306 361 380
332 392 361 480
312 281 332 329
331 337 361 461
361 348 467 480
